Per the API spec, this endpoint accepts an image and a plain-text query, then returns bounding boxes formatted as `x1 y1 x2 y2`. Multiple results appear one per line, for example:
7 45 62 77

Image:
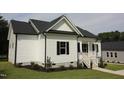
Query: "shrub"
77 63 83 69
98 58 106 68
117 61 120 63
46 57 52 68
112 61 115 63
69 65 74 70
98 62 107 68
60 65 66 70
16 63 23 67
104 63 107 67
30 62 43 71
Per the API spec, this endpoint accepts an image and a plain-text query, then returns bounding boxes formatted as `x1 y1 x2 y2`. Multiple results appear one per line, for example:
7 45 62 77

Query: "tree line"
98 31 124 42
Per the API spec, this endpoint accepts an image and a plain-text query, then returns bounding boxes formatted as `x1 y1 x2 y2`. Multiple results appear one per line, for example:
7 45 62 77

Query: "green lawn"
105 63 124 71
0 61 124 79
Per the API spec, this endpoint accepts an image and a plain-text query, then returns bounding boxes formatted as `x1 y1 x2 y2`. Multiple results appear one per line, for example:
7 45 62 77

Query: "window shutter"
57 41 60 55
78 43 80 52
67 42 69 55
86 44 88 53
92 44 95 51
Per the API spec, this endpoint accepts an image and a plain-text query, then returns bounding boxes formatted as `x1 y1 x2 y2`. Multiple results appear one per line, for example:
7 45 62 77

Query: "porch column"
88 42 91 57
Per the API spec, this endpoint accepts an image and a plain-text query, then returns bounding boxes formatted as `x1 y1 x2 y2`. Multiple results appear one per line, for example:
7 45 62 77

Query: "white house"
8 15 101 69
102 41 124 63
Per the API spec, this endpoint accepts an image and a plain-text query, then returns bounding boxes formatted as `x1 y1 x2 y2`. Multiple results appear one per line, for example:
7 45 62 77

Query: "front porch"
78 38 101 68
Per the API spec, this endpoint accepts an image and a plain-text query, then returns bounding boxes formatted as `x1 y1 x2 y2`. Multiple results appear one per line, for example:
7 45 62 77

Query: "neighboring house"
8 15 101 68
102 41 124 63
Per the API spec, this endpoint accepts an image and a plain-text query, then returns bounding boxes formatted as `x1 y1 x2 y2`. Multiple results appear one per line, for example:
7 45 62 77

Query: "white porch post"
88 42 91 57
80 42 82 53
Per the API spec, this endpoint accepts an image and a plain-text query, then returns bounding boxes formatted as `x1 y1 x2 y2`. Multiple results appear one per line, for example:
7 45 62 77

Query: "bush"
112 61 115 63
98 62 107 68
117 61 120 63
77 63 83 69
46 57 52 68
69 65 74 70
30 62 43 71
104 63 107 67
98 58 107 68
60 65 66 70
16 63 23 67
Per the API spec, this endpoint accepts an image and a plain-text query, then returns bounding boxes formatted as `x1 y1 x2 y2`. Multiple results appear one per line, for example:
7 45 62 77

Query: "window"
57 41 69 55
115 52 117 58
92 44 95 51
78 43 80 52
107 52 109 57
82 44 88 53
111 52 113 57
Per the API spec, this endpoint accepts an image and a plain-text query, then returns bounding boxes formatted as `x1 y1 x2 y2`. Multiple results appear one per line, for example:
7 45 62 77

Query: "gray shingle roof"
30 15 63 33
76 26 97 38
11 20 37 35
11 15 96 38
102 41 124 51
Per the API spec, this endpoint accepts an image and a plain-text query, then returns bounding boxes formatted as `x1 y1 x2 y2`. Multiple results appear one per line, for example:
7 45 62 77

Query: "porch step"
81 59 98 68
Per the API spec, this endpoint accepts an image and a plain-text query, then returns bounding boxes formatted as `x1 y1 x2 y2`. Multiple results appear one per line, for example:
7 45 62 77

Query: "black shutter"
92 44 95 51
96 44 99 52
78 43 80 52
67 42 69 55
57 41 60 55
86 44 88 53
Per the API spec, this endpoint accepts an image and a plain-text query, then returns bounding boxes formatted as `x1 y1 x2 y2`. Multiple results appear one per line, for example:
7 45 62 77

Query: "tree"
0 16 9 58
120 32 124 41
98 31 124 42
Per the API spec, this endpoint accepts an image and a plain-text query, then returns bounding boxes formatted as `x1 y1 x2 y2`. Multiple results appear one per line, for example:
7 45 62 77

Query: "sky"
1 13 124 35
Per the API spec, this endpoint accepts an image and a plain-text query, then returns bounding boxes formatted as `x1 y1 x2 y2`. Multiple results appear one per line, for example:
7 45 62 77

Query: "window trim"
57 41 69 55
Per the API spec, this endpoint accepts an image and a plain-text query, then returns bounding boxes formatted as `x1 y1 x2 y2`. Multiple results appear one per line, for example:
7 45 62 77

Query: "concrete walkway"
93 67 124 76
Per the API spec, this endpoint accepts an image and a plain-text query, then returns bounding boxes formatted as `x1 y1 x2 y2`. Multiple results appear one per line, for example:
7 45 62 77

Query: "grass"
105 63 124 71
0 61 124 79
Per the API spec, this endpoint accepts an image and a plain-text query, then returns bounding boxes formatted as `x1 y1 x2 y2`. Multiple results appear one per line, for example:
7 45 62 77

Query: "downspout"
14 34 17 66
77 35 79 68
43 33 47 70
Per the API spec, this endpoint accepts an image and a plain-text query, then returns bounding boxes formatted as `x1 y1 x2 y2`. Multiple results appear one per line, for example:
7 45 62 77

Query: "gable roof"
102 41 124 51
11 15 96 38
30 16 96 38
11 20 37 35
29 15 64 33
29 19 49 33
